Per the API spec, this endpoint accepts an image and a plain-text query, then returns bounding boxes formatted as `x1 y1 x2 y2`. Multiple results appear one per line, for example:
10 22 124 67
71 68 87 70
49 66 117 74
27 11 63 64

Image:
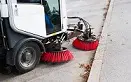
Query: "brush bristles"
73 38 99 51
41 50 74 63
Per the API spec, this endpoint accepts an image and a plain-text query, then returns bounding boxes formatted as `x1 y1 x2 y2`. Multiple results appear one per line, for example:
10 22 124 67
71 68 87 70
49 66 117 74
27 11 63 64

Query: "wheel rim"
19 47 36 68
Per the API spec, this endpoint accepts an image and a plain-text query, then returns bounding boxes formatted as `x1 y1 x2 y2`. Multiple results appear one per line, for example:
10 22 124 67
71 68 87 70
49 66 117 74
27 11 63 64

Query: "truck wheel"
15 42 41 73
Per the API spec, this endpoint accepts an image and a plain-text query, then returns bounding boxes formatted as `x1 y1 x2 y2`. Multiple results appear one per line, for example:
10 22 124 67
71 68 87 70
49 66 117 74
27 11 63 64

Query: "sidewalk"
88 0 131 82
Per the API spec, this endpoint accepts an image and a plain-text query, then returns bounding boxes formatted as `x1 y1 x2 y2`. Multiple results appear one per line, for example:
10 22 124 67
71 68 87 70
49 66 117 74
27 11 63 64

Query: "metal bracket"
0 17 9 50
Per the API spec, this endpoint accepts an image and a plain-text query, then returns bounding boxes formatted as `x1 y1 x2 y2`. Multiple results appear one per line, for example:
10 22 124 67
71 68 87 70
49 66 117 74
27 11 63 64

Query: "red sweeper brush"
67 17 99 51
41 47 73 63
41 33 74 63
72 25 99 51
73 37 99 51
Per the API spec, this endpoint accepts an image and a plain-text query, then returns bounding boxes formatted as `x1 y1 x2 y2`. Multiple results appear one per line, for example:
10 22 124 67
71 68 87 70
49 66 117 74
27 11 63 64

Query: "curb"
87 0 115 82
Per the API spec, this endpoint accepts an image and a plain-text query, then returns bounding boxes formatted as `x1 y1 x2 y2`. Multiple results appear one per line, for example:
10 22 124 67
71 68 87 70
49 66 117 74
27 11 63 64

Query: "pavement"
0 0 107 82
88 0 131 82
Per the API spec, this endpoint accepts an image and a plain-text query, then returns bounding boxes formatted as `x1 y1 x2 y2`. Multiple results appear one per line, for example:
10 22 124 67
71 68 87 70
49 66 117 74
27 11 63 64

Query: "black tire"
15 42 41 73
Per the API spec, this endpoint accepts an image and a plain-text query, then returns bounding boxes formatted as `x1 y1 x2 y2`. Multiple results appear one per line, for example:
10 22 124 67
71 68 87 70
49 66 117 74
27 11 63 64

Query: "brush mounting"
45 33 67 52
67 17 96 41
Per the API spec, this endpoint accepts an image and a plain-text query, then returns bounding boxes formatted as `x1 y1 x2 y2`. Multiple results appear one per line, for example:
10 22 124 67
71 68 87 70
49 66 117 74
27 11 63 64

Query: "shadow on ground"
0 59 69 82
0 59 15 81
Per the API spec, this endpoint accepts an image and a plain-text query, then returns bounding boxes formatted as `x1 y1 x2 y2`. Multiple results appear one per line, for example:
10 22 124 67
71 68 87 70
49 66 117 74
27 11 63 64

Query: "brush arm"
68 16 91 30
67 16 95 39
67 29 84 33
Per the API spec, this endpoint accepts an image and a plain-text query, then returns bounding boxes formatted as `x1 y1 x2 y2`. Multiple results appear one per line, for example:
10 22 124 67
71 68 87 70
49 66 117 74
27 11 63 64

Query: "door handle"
14 5 18 16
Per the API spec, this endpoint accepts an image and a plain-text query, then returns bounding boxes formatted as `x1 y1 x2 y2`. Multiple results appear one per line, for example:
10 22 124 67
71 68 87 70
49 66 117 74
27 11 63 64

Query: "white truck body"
0 0 68 38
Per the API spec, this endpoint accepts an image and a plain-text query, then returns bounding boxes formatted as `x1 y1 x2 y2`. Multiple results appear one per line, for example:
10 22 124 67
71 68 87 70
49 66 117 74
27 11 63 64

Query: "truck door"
7 0 47 37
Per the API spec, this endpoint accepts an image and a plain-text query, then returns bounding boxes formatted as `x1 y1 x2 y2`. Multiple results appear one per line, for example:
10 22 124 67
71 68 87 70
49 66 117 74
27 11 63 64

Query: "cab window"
43 0 61 34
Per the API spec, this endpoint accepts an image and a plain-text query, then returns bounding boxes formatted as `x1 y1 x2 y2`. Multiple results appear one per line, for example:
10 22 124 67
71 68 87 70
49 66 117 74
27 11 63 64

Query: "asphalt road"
0 0 107 82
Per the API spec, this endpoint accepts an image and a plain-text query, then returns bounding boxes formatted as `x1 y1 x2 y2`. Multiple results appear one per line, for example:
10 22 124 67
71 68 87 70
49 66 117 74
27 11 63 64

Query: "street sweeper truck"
0 0 98 73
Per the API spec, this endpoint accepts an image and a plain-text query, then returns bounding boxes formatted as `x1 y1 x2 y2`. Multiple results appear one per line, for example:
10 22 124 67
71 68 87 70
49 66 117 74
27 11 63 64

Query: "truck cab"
0 0 68 73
